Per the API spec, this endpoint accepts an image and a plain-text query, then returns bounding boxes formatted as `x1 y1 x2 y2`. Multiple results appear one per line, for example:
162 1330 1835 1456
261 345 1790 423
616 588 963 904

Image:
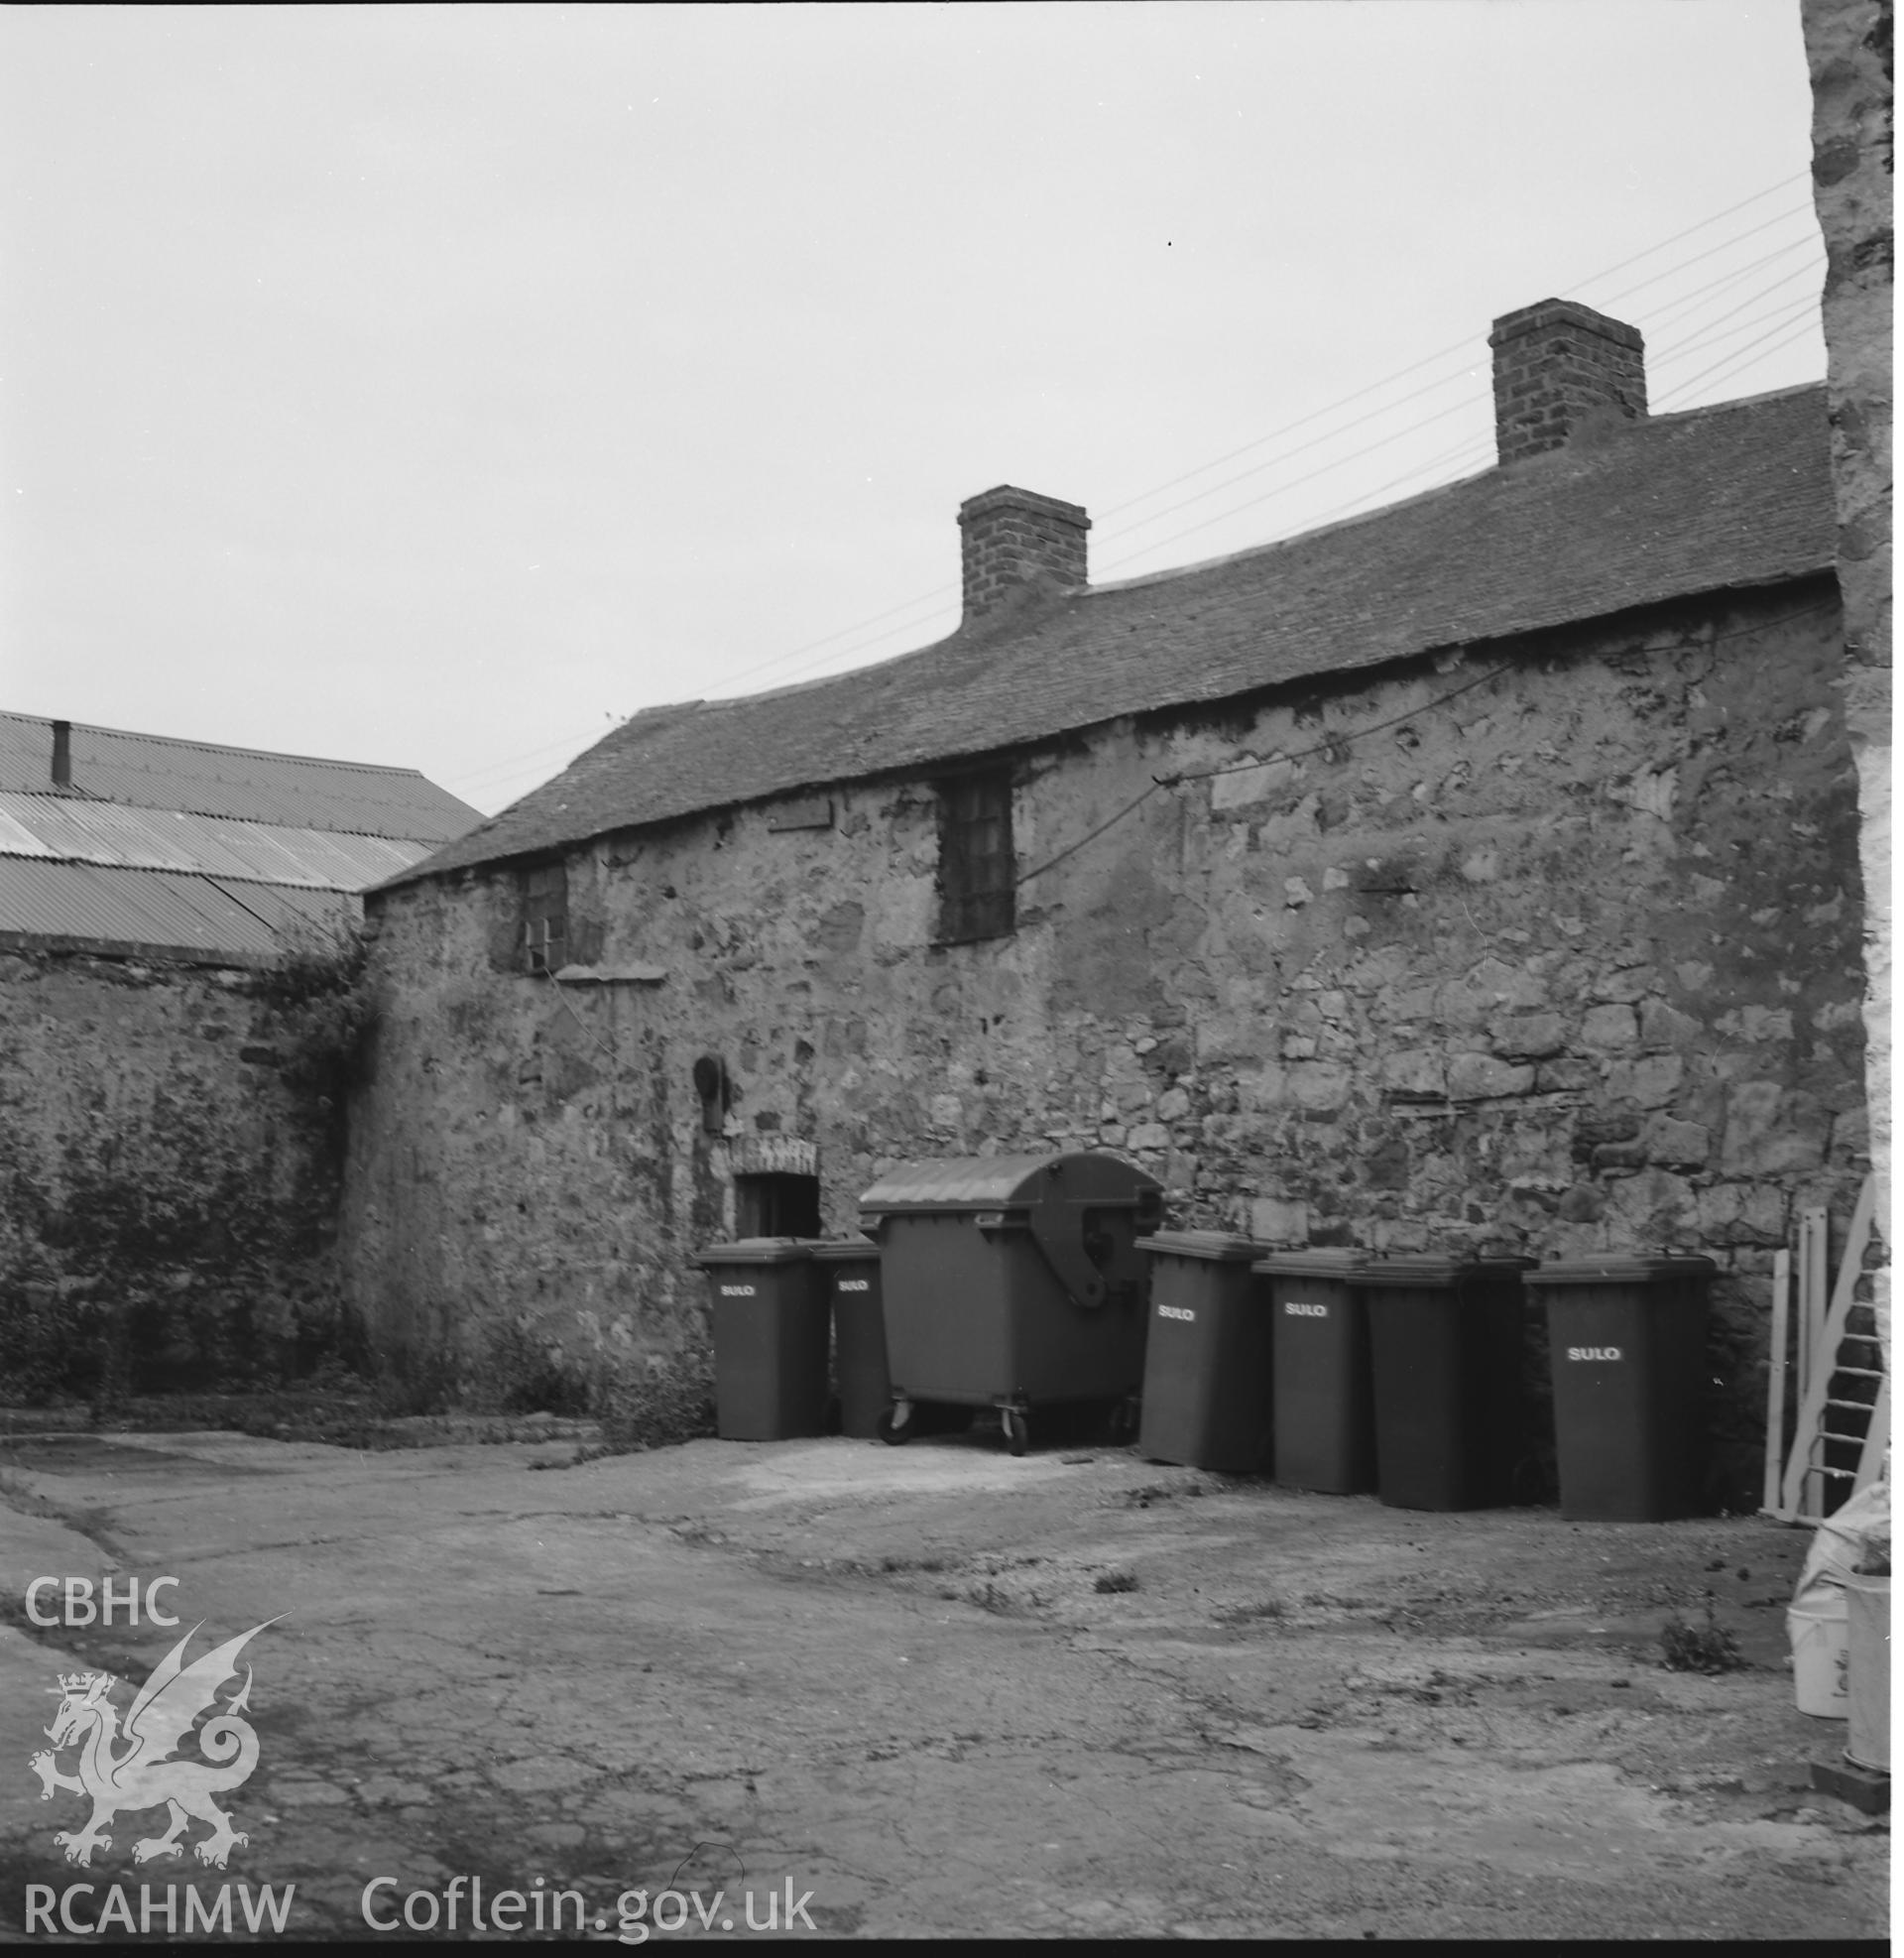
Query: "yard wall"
347 578 1867 1501
0 951 353 1401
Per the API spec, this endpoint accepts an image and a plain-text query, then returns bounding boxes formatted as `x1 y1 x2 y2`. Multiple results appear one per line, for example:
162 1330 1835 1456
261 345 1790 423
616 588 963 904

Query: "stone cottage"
0 713 478 1396
352 300 1871 1500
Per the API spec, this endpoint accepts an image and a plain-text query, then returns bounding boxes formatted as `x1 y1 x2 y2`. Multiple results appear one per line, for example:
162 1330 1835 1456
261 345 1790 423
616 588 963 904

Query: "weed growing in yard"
596 1345 717 1452
1659 1599 1745 1674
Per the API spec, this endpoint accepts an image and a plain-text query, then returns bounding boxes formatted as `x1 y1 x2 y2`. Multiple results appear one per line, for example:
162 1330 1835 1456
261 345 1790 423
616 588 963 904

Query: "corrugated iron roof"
0 714 480 840
0 715 472 963
386 384 1836 890
0 858 356 966
0 794 430 890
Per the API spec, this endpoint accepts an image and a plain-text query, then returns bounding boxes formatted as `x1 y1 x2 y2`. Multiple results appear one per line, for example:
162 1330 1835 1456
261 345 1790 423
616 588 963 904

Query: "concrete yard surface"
0 1425 1888 1940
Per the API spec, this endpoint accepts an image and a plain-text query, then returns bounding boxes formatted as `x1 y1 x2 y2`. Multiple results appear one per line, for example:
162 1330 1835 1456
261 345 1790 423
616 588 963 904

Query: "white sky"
1 3 1825 818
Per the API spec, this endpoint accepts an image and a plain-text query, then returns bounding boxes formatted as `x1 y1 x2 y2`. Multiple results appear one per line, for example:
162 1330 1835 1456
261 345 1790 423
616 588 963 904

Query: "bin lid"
1521 1253 1717 1285
1137 1230 1262 1264
691 1237 815 1267
857 1151 1163 1215
1352 1254 1539 1288
808 1237 880 1263
1251 1248 1363 1277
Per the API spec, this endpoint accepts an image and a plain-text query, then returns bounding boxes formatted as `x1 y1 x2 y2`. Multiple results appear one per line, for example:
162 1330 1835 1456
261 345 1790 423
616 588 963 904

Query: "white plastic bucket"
1787 1586 1850 1717
1844 1572 1890 1770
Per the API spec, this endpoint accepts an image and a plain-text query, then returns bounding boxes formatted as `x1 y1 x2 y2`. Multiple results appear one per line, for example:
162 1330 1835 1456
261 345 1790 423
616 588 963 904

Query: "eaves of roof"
0 858 357 969
381 383 1834 894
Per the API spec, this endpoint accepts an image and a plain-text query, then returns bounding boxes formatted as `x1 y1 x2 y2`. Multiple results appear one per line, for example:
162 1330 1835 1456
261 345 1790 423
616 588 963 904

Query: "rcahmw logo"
25 1608 284 1879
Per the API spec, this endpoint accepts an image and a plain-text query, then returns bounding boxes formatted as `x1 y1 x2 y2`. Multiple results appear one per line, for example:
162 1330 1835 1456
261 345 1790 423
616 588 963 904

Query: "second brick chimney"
1489 299 1647 464
958 486 1090 625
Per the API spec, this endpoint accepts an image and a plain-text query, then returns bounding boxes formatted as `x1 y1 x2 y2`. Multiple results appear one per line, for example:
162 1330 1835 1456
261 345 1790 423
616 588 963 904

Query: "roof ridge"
0 710 437 781
375 381 1833 894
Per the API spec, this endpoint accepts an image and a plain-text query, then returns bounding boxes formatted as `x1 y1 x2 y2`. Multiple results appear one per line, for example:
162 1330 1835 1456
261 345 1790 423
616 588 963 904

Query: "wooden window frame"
520 861 568 975
935 767 1015 945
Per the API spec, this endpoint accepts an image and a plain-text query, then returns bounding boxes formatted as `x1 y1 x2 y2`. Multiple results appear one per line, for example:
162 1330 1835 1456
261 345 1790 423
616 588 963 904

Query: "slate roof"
384 383 1834 892
0 715 481 963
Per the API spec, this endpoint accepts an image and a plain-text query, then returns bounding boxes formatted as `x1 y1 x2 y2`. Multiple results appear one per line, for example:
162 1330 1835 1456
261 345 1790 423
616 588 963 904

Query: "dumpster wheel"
877 1399 917 1446
1001 1407 1030 1457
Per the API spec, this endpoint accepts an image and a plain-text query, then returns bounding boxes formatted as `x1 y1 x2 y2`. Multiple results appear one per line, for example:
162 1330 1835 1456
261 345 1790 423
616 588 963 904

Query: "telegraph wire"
1653 309 1826 413
1650 271 1825 369
1095 386 1486 575
1591 199 1820 310
1091 361 1479 548
443 174 1826 794
1642 232 1824 328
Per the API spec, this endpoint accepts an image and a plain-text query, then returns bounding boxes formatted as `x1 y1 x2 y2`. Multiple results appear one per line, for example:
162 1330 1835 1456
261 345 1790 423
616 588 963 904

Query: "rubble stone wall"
348 579 1865 1500
0 953 349 1398
1804 0 1892 1359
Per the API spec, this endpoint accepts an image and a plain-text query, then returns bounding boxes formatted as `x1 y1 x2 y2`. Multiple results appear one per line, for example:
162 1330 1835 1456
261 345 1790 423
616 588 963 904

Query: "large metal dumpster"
858 1152 1164 1454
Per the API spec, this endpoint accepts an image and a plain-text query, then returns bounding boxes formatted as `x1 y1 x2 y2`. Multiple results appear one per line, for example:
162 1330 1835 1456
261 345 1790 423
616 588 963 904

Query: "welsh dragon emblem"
29 1619 279 1870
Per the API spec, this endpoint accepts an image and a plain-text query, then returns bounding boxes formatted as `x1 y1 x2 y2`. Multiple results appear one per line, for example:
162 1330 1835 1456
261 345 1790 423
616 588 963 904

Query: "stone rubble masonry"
349 582 1867 1502
1804 0 1891 1364
0 952 347 1385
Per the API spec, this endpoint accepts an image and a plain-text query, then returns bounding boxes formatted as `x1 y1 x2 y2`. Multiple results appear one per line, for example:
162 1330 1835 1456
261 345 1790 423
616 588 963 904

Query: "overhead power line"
446 172 1826 794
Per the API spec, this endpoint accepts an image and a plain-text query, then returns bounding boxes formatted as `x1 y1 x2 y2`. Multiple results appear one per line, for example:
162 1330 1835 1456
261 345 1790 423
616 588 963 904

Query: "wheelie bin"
1251 1248 1374 1493
1136 1232 1272 1471
1357 1254 1538 1510
1521 1254 1717 1521
810 1238 890 1439
691 1238 830 1441
858 1152 1164 1455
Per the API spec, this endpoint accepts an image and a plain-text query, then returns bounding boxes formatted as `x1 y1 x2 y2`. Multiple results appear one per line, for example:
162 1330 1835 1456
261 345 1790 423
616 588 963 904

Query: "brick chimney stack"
51 719 71 790
1489 299 1647 464
958 486 1090 625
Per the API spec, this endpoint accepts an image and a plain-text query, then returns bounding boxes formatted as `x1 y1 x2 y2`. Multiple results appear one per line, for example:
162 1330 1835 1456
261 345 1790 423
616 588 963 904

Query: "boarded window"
937 770 1015 944
520 862 567 974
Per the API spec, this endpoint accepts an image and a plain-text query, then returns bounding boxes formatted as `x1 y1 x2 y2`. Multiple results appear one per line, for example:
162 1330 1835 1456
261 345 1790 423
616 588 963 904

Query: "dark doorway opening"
735 1171 821 1239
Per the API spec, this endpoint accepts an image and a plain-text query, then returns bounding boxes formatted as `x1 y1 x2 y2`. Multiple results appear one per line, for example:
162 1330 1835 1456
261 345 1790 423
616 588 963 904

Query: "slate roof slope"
0 715 481 963
387 383 1833 892
0 714 478 840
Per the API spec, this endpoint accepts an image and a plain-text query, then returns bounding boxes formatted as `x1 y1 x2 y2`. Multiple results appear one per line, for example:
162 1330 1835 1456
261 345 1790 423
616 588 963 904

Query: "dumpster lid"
1137 1230 1262 1264
857 1151 1163 1214
1251 1248 1363 1277
1521 1254 1717 1285
1353 1254 1539 1287
691 1237 816 1267
808 1237 880 1263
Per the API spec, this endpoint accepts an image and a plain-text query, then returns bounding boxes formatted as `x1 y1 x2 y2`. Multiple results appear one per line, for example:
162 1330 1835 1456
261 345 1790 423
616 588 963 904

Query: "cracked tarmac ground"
0 1424 1887 1940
